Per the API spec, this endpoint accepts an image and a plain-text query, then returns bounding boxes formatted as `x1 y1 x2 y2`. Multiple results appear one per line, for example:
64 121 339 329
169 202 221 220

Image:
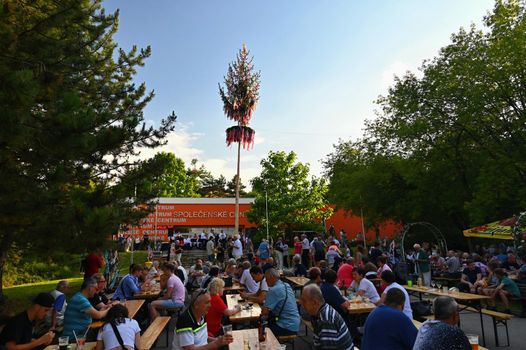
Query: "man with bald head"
300 284 354 350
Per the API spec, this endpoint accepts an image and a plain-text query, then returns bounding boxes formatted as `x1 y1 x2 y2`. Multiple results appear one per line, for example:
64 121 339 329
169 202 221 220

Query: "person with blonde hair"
205 278 241 337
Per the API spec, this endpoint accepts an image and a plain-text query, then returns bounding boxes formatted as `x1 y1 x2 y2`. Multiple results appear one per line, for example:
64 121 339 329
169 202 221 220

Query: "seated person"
362 288 418 350
89 273 111 310
172 289 232 350
459 260 482 293
413 296 471 350
173 260 187 286
502 253 521 276
0 293 55 350
112 264 143 301
149 262 185 320
46 280 69 332
483 268 520 314
292 254 307 277
187 259 206 289
379 270 413 319
147 260 160 279
307 267 322 286
96 304 141 350
377 255 392 276
261 257 274 273
364 262 378 279
349 267 380 304
261 268 300 336
205 278 241 337
320 269 350 319
200 265 220 289
337 257 354 289
240 265 268 304
63 278 110 338
239 261 259 293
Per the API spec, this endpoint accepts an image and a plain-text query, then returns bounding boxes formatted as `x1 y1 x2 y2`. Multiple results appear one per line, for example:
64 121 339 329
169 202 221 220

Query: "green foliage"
249 151 331 237
147 152 200 198
325 0 526 242
0 0 177 299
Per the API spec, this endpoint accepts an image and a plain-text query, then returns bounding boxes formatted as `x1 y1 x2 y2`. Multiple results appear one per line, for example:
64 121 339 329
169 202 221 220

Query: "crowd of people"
1 232 525 350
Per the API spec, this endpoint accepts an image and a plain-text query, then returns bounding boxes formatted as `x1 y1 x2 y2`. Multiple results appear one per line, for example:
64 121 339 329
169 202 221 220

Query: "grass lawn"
2 250 149 315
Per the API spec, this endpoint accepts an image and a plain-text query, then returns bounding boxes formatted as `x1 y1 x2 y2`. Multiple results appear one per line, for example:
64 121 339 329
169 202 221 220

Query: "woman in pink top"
376 255 392 275
293 236 302 255
337 257 355 288
149 262 185 320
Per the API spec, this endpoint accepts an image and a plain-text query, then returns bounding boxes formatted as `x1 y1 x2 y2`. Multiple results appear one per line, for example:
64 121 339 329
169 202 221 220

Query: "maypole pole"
219 45 261 236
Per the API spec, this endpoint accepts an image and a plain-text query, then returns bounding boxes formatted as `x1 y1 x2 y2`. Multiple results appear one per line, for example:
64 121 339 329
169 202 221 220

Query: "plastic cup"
442 286 448 294
407 280 413 287
467 334 478 350
58 336 69 350
222 324 232 336
76 336 86 350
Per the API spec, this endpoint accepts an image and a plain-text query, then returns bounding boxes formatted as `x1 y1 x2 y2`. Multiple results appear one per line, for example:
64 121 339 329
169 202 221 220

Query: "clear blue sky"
104 0 494 183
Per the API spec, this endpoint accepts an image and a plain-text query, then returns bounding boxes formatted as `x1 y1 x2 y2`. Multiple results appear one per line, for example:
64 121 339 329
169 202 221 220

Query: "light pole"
265 187 269 242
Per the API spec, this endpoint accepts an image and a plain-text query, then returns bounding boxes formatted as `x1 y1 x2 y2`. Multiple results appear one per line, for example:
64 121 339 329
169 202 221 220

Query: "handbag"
267 283 290 326
110 321 138 350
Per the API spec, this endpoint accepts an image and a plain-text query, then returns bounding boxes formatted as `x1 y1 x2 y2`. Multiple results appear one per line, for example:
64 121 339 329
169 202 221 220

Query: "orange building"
123 198 401 241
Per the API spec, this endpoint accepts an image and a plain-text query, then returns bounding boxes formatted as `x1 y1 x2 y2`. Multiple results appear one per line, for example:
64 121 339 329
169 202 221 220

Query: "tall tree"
219 44 260 235
249 151 332 239
149 152 199 197
0 0 176 301
226 175 247 197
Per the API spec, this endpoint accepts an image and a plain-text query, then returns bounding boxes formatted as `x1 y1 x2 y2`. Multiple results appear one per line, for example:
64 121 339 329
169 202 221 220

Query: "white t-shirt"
97 319 140 350
233 239 243 257
260 278 269 292
383 282 413 319
301 238 310 250
240 269 259 293
178 266 188 286
356 278 380 303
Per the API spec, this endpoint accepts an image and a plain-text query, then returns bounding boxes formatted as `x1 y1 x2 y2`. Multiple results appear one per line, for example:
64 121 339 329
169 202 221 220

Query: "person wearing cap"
0 293 55 350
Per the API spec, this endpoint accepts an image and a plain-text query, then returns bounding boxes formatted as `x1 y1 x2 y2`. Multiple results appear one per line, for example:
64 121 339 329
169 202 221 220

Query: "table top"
284 276 310 287
230 328 281 350
90 299 145 329
226 293 261 322
44 342 96 350
347 300 376 314
134 286 161 299
223 282 244 292
403 285 490 301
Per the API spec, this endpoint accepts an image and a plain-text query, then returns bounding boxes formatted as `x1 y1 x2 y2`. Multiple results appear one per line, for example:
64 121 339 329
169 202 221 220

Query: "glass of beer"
467 334 479 350
58 336 69 350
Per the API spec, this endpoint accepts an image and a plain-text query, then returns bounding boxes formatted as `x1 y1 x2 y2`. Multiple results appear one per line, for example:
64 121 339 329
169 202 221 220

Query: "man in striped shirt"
300 284 354 350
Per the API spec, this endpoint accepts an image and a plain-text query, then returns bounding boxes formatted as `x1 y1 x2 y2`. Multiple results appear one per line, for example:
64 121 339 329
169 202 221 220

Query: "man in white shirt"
240 265 269 304
232 235 243 259
350 267 380 304
239 261 259 293
379 270 413 319
301 234 311 267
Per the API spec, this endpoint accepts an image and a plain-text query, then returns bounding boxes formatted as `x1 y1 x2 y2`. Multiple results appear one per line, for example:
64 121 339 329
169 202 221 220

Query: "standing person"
299 284 354 350
361 288 418 350
84 249 105 280
274 237 285 270
172 289 233 350
63 278 110 338
245 235 255 263
301 234 311 268
149 262 185 320
215 242 225 265
257 239 271 263
293 236 302 256
0 293 55 350
369 241 383 264
232 235 243 260
95 304 141 350
205 278 241 337
413 244 431 286
281 238 289 268
261 269 300 337
413 296 471 350
312 236 326 264
206 237 215 262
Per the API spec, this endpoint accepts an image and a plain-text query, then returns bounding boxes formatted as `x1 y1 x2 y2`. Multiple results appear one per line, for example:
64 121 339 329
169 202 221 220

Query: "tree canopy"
0 0 176 300
249 151 331 238
325 0 526 243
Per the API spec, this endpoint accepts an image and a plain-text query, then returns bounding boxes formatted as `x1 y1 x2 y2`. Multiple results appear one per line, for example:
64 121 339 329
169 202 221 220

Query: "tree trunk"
0 232 14 306
234 140 241 236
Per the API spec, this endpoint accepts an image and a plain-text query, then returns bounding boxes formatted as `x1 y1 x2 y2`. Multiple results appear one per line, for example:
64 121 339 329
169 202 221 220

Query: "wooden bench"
277 334 297 349
464 307 513 347
511 283 526 318
140 316 171 350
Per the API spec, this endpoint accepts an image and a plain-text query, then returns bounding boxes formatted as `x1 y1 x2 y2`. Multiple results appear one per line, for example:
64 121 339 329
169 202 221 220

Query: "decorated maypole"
219 45 261 236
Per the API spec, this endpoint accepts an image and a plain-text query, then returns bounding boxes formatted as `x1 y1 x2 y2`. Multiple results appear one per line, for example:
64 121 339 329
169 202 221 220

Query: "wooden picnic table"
44 342 97 350
230 328 281 350
223 282 244 293
226 293 261 322
134 285 162 299
90 299 145 329
347 299 376 314
403 285 490 346
284 276 310 288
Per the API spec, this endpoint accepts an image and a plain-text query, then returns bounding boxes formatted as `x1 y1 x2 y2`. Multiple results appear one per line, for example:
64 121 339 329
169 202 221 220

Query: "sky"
104 0 495 186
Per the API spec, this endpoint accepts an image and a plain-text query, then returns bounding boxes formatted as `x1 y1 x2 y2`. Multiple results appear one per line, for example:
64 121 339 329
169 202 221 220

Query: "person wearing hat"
0 293 55 350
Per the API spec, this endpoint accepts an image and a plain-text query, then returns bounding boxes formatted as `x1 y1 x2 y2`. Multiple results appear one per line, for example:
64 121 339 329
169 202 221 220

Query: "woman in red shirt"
293 236 302 256
205 277 242 337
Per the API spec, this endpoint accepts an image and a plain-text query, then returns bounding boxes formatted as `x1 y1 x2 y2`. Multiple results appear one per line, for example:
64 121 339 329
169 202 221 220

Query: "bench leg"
493 318 499 347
